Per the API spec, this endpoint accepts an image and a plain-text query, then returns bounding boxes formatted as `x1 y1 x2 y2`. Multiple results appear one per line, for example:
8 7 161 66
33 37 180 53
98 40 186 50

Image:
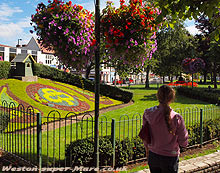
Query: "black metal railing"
0 101 220 170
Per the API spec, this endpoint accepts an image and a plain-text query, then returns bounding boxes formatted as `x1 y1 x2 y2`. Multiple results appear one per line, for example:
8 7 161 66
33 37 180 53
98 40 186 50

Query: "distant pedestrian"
141 85 188 173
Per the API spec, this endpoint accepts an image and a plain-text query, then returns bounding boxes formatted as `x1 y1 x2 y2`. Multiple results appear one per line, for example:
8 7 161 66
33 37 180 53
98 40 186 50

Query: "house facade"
0 37 59 67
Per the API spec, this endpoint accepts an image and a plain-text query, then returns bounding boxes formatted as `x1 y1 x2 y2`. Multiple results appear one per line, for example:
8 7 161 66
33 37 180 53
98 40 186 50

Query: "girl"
143 85 188 173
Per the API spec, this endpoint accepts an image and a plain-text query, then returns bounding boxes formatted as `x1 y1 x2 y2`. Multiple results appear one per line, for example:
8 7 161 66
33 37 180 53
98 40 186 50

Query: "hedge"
0 61 11 79
33 63 133 103
65 136 143 167
65 118 220 167
176 87 219 104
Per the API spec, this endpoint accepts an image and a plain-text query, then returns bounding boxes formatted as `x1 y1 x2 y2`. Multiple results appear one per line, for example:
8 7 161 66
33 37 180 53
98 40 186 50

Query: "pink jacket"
143 105 188 157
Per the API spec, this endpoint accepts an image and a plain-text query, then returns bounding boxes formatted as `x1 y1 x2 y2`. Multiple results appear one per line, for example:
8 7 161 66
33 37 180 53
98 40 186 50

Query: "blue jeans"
148 150 179 173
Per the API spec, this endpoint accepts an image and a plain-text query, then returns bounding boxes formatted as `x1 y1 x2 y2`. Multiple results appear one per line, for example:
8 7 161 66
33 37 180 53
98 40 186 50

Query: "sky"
0 0 200 47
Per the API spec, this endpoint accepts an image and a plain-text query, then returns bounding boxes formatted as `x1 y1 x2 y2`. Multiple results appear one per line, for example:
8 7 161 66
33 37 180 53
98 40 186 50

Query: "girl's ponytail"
157 85 175 135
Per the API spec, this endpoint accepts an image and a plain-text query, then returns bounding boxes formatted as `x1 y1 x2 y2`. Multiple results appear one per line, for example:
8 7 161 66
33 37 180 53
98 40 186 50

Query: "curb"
134 151 220 173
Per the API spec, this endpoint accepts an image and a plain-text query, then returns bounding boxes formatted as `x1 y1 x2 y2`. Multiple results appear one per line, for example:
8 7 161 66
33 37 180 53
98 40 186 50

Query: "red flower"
105 44 111 48
127 21 132 25
125 25 128 29
78 5 83 10
149 11 153 15
90 39 96 46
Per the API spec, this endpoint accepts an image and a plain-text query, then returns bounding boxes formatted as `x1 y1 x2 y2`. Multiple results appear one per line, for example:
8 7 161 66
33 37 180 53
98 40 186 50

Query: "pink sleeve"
176 115 188 147
142 109 148 126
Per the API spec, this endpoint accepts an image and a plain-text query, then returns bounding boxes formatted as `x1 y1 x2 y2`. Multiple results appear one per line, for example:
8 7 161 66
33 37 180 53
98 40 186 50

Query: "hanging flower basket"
101 0 161 66
182 58 205 74
31 0 95 70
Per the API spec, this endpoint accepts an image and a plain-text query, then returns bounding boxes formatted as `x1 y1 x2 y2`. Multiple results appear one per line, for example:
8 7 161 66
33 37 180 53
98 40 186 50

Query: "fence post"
200 109 203 146
37 113 42 173
111 119 116 168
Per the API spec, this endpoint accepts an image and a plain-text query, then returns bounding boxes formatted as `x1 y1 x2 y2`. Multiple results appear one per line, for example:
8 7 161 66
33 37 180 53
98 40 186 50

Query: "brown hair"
157 85 176 134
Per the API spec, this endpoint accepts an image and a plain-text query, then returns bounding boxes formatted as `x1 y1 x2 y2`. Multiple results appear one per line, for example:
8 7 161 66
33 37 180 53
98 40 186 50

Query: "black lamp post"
94 0 100 169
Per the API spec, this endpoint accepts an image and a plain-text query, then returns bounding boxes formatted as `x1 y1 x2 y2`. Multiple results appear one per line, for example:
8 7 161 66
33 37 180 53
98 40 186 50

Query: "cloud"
0 3 23 21
185 25 201 35
0 16 32 46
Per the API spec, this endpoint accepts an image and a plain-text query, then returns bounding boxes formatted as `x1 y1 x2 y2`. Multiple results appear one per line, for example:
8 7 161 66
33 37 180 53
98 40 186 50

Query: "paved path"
134 151 220 173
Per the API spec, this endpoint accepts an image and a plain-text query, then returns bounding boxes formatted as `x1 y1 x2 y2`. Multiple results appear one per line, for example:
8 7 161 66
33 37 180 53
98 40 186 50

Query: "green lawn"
101 84 213 120
0 84 219 167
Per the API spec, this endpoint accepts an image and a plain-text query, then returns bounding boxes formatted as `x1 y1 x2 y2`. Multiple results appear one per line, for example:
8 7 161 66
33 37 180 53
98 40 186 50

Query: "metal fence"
0 101 220 170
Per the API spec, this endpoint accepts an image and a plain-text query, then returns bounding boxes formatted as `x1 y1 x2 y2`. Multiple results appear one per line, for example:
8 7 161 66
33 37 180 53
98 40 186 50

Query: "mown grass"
1 83 219 167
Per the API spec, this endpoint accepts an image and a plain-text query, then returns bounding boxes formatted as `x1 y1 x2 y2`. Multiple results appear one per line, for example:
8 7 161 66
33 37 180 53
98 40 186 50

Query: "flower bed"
168 81 198 87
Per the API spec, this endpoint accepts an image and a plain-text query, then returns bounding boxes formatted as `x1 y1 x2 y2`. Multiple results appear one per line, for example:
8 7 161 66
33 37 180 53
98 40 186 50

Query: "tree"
208 40 220 88
152 20 193 81
150 0 220 40
195 14 220 88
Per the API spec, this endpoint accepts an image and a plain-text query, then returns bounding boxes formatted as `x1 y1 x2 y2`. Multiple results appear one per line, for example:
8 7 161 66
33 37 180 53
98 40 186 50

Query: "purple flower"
135 40 138 46
58 26 62 29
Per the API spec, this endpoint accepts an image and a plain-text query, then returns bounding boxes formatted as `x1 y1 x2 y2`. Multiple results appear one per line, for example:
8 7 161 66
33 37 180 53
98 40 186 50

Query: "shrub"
65 118 220 167
176 87 219 104
0 61 11 79
65 136 113 167
33 63 133 103
187 118 220 146
131 137 145 160
115 138 133 167
65 138 94 167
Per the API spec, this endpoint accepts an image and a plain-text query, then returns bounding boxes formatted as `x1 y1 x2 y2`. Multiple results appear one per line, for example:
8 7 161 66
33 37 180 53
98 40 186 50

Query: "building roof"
37 41 55 54
11 54 36 63
0 44 11 48
24 37 55 54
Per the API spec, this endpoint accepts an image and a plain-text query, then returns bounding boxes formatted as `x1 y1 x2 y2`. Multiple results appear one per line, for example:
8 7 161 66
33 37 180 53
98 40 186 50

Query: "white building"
0 37 59 67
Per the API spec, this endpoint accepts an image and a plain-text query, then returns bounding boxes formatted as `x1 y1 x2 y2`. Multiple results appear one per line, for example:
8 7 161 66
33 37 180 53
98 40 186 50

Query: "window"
32 50 37 55
9 53 16 62
0 47 4 52
45 55 53 65
21 49 27 54
9 48 16 53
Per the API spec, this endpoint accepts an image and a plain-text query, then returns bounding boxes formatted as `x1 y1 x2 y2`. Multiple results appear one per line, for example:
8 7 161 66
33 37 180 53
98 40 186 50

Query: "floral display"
0 85 40 123
168 81 198 87
26 84 91 112
31 0 95 70
182 58 205 73
101 0 161 66
53 82 114 105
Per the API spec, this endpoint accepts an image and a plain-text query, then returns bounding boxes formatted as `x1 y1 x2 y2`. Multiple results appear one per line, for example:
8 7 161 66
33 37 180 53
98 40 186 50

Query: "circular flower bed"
53 82 114 105
26 84 90 112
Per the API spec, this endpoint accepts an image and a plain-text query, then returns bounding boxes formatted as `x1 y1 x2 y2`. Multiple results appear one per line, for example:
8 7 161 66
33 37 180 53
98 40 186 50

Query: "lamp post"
94 0 100 170
18 39 22 46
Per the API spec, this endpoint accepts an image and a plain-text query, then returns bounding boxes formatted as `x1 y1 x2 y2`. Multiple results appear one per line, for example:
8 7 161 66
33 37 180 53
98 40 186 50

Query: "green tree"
153 21 193 81
195 14 220 88
151 0 220 40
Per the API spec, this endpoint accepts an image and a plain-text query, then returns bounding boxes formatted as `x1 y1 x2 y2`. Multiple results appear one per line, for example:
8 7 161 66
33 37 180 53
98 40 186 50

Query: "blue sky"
0 0 200 47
